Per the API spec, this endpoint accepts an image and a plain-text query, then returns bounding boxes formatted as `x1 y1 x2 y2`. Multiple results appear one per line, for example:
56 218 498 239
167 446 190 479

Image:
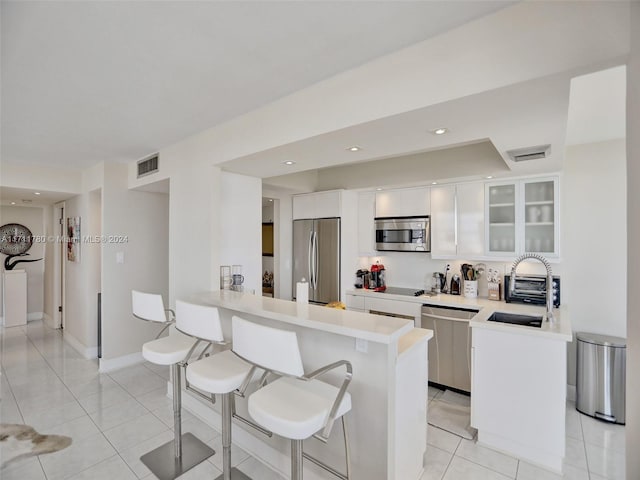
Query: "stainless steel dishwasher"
421 303 479 393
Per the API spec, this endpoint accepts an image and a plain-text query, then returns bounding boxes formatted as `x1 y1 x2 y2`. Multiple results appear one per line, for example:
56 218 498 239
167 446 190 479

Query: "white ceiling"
0 187 75 207
1 0 513 169
226 71 573 187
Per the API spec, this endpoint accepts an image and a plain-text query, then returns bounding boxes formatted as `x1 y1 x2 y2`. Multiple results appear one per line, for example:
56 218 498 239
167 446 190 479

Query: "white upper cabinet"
375 187 430 218
430 183 485 259
430 185 456 257
357 191 376 256
292 190 342 219
485 177 559 257
457 183 485 257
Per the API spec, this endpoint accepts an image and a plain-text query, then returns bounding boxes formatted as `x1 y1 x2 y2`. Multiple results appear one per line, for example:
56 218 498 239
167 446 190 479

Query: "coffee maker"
369 261 386 292
355 269 369 288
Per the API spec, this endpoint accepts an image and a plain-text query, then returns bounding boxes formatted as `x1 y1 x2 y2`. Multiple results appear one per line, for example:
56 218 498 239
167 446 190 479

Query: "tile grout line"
577 408 595 480
21 324 133 478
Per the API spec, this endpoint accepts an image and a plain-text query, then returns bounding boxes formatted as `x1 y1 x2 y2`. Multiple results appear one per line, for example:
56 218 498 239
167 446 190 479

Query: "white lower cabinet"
471 326 567 472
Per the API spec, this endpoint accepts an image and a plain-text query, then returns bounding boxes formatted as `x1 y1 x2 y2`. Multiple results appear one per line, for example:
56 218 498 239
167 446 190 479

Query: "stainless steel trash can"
576 332 626 424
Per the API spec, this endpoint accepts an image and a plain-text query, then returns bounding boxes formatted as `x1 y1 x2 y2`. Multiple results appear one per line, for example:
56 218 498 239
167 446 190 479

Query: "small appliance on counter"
355 269 369 289
504 274 560 307
450 274 461 295
368 261 386 292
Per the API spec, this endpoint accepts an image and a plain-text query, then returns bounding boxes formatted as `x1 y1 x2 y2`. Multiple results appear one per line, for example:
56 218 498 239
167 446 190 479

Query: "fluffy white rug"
428 390 477 440
0 423 72 468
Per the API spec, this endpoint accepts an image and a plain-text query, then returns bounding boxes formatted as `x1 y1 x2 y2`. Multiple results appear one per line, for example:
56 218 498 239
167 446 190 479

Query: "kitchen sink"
487 311 543 328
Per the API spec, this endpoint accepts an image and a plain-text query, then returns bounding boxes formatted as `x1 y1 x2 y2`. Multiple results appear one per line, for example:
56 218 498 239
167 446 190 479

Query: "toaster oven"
504 274 560 307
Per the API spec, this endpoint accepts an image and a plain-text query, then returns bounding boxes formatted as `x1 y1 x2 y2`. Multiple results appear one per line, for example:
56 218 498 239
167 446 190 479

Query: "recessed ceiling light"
282 161 296 165
432 128 448 135
432 182 438 185
347 146 361 152
268 199 273 202
34 192 41 195
10 201 16 205
486 175 493 179
376 187 383 191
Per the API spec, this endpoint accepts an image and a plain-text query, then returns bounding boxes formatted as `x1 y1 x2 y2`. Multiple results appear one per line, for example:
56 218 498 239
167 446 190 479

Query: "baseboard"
567 384 576 403
99 352 144 373
63 331 98 360
174 383 329 480
27 312 44 322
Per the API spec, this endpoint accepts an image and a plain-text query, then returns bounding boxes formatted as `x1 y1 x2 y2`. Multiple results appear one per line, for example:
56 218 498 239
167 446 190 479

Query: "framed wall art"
67 217 81 262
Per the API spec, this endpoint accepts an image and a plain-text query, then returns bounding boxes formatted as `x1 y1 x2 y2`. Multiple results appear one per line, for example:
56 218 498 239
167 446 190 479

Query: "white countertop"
346 288 572 342
189 290 417 344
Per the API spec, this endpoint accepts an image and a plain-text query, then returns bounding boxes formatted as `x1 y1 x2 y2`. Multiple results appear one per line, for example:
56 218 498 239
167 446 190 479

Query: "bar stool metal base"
214 466 253 480
140 432 214 480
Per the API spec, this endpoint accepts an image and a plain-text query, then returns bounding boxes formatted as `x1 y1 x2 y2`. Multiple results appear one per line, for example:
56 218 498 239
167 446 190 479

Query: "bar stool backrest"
232 315 304 377
132 290 168 323
176 300 224 342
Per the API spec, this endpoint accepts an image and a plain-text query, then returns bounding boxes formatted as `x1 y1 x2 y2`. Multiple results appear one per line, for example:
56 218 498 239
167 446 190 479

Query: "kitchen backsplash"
358 252 564 298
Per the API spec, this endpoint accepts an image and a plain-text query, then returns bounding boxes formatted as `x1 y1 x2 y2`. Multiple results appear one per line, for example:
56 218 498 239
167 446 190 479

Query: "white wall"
63 192 101 356
42 205 56 326
100 163 170 366
219 172 262 294
562 140 627 337
626 3 639 478
0 205 45 320
563 140 627 387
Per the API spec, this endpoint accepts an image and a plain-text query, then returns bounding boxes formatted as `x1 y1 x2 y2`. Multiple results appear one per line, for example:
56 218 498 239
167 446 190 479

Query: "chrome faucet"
509 253 555 323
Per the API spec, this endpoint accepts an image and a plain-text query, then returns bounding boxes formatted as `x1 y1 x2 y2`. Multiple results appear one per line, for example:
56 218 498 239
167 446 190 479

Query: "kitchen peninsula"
346 287 572 472
185 290 433 480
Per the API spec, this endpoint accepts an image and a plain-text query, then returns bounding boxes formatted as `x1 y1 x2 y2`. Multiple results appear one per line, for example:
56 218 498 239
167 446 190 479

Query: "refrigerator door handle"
313 230 319 290
308 230 314 289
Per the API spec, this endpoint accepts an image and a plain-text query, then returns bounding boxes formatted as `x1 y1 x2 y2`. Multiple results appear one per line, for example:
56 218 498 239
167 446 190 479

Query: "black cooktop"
382 287 425 296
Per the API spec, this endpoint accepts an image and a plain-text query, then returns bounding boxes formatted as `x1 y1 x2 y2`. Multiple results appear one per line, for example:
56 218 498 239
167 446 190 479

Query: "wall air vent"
507 145 551 163
137 154 159 178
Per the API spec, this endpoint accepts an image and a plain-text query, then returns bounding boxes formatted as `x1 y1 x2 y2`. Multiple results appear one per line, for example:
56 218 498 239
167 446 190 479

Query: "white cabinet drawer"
345 294 365 310
365 297 421 323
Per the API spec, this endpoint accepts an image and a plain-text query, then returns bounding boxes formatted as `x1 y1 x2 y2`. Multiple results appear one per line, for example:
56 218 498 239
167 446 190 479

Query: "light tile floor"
1 322 626 480
423 387 626 480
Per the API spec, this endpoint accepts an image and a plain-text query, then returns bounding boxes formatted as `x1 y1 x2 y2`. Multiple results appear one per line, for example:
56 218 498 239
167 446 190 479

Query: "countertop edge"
189 291 415 345
347 288 572 342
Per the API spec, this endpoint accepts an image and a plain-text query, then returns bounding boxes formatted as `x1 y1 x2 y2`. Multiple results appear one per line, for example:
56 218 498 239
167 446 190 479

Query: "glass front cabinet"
485 177 559 258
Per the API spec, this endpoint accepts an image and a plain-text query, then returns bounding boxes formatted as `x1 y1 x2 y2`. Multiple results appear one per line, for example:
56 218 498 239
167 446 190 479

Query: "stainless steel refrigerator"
292 218 340 304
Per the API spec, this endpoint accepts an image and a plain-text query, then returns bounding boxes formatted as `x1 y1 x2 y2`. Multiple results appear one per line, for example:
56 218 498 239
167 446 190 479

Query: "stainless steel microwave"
375 216 430 252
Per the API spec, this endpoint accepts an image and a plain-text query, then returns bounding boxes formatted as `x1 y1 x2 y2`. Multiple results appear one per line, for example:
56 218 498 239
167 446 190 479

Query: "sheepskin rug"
0 423 72 468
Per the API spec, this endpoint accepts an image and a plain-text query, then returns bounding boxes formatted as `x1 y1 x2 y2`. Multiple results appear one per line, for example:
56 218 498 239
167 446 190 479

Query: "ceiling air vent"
137 154 159 178
506 145 551 163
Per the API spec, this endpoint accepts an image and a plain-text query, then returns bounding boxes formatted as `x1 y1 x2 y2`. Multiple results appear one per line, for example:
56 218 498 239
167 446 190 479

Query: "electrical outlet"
355 338 368 353
116 252 125 264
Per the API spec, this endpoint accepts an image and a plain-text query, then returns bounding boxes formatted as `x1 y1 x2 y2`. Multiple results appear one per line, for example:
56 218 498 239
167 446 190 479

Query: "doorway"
52 202 65 329
262 197 276 297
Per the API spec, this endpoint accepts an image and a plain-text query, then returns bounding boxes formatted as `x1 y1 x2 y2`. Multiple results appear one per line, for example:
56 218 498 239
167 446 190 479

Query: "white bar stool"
232 315 353 480
179 300 255 480
132 290 215 480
